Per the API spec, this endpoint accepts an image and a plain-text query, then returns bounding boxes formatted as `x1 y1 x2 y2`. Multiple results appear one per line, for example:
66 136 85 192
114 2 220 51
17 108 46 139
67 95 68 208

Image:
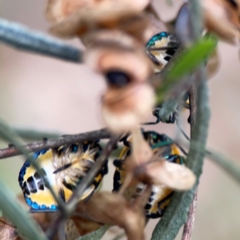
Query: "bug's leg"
152 108 162 124
142 108 161 125
101 161 109 175
119 135 131 147
187 114 191 124
165 111 177 124
113 159 123 169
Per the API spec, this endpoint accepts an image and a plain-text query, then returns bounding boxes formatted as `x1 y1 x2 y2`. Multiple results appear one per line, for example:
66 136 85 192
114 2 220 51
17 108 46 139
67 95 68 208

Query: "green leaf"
77 225 110 240
156 37 217 103
0 178 48 240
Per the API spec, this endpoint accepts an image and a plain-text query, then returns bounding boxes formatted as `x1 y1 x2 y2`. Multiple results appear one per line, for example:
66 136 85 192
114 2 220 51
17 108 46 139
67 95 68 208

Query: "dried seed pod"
101 83 155 133
84 31 152 80
46 0 150 23
0 218 19 240
141 159 196 190
1 195 100 239
118 129 196 192
46 0 152 42
202 0 240 44
84 31 155 133
75 191 150 240
70 216 103 236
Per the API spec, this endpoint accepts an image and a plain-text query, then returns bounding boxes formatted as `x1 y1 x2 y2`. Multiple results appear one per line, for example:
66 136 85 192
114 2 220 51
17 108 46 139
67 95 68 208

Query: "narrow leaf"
77 225 109 240
156 37 217 103
0 177 48 240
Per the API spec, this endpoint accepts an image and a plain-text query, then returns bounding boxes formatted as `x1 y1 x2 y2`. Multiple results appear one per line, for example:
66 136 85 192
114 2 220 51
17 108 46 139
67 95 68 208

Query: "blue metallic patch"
32 201 39 210
146 32 169 48
41 205 47 210
50 204 58 210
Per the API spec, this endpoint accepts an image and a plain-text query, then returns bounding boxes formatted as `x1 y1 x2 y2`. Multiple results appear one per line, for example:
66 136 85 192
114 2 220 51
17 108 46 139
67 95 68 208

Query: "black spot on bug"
27 176 37 193
164 56 171 61
59 188 66 202
166 50 175 56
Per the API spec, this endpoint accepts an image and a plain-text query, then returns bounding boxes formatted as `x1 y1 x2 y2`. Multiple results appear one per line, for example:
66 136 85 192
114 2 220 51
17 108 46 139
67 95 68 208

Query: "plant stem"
182 83 198 240
0 18 81 63
0 128 110 159
181 190 198 240
181 0 204 238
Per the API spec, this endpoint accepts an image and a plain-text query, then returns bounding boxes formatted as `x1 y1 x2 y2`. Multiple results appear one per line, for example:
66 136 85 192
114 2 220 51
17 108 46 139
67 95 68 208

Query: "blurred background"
0 0 240 239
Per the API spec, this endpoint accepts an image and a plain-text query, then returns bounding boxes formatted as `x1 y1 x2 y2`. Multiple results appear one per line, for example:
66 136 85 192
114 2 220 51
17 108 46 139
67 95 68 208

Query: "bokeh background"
0 0 240 239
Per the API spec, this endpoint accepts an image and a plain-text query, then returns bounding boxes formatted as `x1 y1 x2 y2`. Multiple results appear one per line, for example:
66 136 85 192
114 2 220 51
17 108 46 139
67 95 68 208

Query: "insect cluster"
18 32 191 221
18 131 185 218
15 0 202 238
1 0 240 239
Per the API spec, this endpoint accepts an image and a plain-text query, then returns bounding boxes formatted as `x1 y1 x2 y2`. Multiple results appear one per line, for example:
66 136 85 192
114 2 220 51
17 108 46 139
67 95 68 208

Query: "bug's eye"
105 70 131 87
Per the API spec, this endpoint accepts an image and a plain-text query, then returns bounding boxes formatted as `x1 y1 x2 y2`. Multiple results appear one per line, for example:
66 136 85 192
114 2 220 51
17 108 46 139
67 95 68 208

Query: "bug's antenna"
176 120 190 141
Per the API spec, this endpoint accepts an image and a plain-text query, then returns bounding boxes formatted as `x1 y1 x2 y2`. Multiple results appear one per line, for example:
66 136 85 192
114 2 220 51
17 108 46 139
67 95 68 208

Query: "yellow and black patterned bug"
146 31 179 73
145 31 190 124
113 131 184 218
18 141 108 212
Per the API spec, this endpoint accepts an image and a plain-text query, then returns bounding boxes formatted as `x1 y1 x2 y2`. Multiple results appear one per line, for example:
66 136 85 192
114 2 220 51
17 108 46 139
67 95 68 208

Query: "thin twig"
0 18 81 62
181 85 198 240
0 128 110 159
182 0 204 239
181 190 198 240
207 150 240 183
58 220 66 240
46 135 121 240
13 128 62 140
178 137 240 184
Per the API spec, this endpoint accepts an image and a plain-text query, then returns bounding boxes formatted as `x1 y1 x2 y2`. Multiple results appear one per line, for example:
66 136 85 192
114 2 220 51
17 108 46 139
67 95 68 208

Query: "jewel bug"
18 141 108 212
113 130 184 218
145 31 190 125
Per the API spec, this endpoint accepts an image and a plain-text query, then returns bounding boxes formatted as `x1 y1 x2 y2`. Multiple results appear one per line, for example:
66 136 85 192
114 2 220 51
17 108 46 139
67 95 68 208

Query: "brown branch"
181 0 205 236
46 134 121 240
181 190 198 240
0 128 110 159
